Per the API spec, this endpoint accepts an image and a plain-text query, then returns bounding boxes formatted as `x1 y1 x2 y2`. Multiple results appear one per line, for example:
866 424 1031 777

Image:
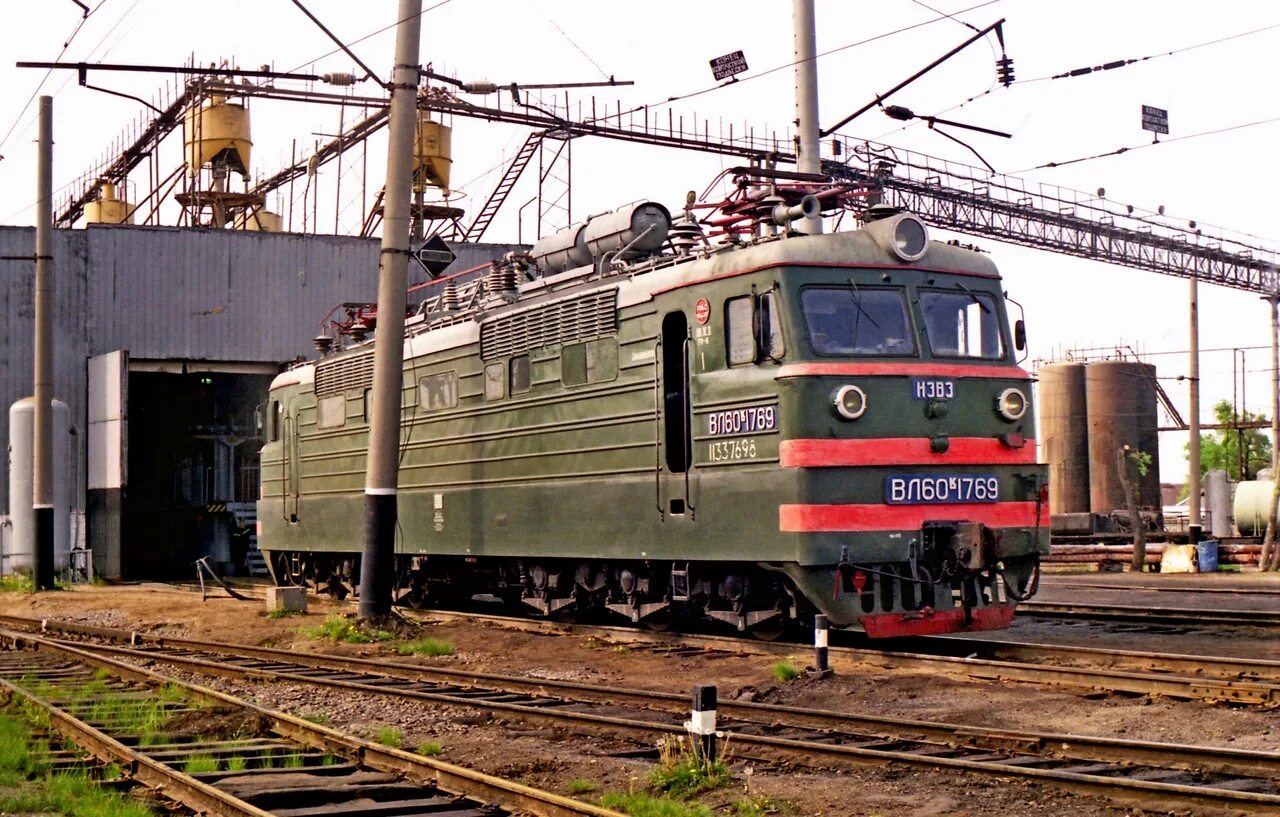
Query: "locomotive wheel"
749 618 787 641
642 607 674 632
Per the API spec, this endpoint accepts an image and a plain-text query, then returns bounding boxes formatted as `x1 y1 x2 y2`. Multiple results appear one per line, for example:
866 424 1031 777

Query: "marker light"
996 387 1028 421
833 385 868 420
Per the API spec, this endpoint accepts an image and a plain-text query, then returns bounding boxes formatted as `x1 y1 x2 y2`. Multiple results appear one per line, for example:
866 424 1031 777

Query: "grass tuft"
566 778 597 795
770 660 801 683
649 736 732 799
733 796 784 816
0 575 34 593
182 755 219 774
392 638 453 657
415 741 443 756
600 791 711 817
266 609 304 620
303 615 394 644
374 726 403 748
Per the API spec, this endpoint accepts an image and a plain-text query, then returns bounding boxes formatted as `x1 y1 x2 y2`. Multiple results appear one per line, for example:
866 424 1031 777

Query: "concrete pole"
359 0 422 619
1187 277 1202 545
33 96 55 591
793 0 822 235
1261 295 1280 571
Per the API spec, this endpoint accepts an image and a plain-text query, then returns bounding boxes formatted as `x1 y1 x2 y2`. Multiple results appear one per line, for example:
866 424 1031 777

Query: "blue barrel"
1196 540 1219 573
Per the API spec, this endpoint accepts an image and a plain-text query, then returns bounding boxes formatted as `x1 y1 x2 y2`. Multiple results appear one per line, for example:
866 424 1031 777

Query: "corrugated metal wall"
0 223 521 511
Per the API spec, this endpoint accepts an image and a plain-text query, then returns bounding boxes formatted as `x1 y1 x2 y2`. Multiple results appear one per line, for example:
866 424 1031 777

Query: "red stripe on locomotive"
779 437 1038 467
775 362 1030 379
779 501 1040 532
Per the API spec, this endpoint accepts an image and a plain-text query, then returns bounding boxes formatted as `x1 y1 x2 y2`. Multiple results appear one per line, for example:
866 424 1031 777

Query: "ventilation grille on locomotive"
314 352 374 398
480 289 618 360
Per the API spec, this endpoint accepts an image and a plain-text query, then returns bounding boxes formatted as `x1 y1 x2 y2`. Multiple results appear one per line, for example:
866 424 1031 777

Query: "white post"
793 0 822 235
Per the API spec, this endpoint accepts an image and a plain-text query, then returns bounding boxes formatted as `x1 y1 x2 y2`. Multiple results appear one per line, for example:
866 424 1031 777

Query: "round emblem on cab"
694 298 711 325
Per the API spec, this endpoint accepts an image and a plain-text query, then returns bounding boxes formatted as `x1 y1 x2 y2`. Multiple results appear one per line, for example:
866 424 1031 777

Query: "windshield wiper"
954 282 991 313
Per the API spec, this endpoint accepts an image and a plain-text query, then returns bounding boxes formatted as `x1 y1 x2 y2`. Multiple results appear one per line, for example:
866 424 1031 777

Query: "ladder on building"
228 502 269 578
461 132 543 243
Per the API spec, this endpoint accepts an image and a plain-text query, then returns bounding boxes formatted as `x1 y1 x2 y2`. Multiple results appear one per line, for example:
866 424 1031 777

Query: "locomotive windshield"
800 286 916 356
919 288 1006 359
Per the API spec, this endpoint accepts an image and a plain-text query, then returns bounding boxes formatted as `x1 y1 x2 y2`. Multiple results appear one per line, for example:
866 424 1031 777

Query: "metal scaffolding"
54 76 1280 296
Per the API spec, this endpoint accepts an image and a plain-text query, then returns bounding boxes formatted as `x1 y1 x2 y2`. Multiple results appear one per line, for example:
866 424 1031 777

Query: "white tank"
7 398 71 574
1233 479 1275 537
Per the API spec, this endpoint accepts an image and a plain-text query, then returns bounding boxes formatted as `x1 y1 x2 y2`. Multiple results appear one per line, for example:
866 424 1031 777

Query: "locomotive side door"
282 402 300 523
657 311 695 519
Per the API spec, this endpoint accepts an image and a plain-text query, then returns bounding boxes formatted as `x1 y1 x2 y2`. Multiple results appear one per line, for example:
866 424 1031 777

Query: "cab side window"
726 292 784 365
726 296 755 366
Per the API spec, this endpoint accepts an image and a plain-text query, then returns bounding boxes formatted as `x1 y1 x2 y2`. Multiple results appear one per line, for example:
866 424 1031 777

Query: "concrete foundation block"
266 585 307 613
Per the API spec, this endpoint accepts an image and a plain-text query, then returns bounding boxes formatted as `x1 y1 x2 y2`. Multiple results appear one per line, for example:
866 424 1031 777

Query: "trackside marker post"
814 614 831 675
686 684 717 764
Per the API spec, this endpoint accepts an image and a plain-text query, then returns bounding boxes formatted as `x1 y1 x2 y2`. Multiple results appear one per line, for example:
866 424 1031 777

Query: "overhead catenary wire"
1019 21 1280 84
582 0 1003 125
1019 114 1280 172
0 0 115 157
287 0 456 74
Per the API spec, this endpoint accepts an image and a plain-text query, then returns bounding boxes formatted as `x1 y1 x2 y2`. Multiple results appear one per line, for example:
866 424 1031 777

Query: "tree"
1184 400 1272 486
1118 446 1152 571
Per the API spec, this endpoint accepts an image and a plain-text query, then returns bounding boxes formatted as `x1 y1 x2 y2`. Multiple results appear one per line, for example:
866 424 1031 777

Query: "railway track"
1039 579 1280 597
0 629 620 817
368 607 1280 705
1018 600 1280 627
8 617 1280 815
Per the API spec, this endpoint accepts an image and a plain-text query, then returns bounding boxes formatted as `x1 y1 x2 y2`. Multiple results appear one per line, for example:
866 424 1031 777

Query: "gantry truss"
56 76 1279 295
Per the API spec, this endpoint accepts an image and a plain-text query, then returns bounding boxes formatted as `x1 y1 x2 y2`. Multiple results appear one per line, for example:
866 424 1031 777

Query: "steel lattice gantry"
58 78 1280 296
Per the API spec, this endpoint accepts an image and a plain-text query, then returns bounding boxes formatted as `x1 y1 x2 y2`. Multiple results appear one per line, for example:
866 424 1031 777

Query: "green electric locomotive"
259 173 1047 638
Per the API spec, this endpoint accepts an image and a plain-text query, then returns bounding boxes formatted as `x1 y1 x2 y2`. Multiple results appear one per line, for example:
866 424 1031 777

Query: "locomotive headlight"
996 387 1028 422
890 215 929 261
833 385 868 420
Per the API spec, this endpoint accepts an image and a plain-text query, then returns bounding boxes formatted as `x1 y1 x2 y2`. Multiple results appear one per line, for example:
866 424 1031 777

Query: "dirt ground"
1 583 1275 817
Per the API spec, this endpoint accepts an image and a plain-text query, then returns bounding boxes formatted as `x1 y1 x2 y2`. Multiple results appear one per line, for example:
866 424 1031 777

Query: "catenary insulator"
321 72 359 86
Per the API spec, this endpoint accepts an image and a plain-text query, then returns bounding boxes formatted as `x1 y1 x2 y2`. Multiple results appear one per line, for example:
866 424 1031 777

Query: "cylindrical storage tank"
7 398 71 574
237 209 281 232
185 96 252 177
530 222 590 273
1233 480 1275 537
1085 361 1161 517
1037 362 1090 514
413 118 452 193
582 201 672 259
84 182 134 225
1204 469 1234 538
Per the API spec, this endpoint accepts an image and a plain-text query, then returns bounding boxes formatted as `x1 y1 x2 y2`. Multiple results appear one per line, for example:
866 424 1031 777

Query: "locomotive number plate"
885 474 999 504
911 379 955 400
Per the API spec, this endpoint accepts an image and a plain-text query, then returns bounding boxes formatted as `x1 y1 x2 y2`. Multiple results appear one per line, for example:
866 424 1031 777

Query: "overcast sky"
0 0 1276 482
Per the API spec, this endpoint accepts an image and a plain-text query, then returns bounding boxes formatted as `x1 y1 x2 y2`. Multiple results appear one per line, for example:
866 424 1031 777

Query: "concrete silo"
1038 362 1090 515
1085 360 1162 518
